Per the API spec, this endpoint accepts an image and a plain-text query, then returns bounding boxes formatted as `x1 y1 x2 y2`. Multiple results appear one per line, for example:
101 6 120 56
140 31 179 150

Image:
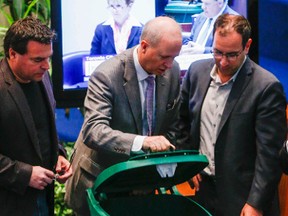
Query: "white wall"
61 0 155 55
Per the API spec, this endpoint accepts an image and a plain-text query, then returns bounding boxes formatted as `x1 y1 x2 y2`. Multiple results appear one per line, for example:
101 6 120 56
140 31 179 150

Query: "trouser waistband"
200 171 216 183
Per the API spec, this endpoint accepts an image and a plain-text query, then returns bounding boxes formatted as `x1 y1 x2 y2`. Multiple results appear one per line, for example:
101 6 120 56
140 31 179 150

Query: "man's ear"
140 40 149 53
9 48 17 60
244 38 252 54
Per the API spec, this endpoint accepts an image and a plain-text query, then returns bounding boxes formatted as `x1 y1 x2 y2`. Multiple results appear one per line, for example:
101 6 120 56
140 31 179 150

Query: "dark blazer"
178 57 287 215
280 142 288 174
65 47 181 215
90 23 142 55
183 5 238 53
0 58 62 216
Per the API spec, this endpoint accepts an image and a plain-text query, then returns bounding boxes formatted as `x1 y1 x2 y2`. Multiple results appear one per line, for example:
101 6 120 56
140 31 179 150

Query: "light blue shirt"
131 46 155 151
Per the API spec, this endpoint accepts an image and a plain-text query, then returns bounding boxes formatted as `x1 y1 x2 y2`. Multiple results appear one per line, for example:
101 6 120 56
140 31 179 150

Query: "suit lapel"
154 74 170 135
105 26 116 52
123 51 142 134
4 72 43 160
127 27 137 48
194 15 207 42
41 73 58 163
193 62 214 140
217 58 253 137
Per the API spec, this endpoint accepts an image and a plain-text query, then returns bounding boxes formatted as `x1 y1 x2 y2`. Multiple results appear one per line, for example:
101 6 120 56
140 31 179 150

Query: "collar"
133 46 155 82
103 16 142 27
210 55 247 84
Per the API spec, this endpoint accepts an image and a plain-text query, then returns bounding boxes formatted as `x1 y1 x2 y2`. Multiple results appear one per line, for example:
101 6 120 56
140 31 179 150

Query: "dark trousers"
191 173 223 216
191 173 280 216
33 190 49 216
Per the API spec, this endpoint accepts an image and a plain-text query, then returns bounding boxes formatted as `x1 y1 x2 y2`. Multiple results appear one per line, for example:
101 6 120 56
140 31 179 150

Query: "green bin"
87 150 211 216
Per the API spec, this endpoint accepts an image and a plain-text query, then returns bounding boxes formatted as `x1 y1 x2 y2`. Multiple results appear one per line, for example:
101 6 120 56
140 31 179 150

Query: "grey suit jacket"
65 47 181 215
178 57 287 215
0 58 62 216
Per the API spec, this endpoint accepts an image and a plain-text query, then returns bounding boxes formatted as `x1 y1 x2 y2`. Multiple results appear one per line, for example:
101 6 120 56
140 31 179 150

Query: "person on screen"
90 0 143 55
177 14 287 215
65 16 183 215
181 0 238 54
0 16 72 215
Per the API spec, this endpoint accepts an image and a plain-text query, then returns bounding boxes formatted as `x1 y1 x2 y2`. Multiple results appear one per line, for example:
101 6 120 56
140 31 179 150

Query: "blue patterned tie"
145 75 155 136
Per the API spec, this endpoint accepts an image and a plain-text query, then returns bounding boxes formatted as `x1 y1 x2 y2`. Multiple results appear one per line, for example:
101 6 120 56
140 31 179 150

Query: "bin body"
87 150 212 216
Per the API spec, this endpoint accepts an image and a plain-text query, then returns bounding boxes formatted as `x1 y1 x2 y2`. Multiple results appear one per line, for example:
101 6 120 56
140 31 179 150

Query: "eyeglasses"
107 4 124 11
211 49 243 61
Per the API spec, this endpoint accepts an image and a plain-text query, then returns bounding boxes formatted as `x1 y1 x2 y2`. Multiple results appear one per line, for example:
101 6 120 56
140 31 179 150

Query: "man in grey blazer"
65 16 183 215
182 0 238 54
178 14 287 215
0 17 72 215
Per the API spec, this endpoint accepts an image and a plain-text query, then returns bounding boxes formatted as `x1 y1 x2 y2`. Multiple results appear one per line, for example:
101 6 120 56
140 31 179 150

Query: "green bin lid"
92 150 208 195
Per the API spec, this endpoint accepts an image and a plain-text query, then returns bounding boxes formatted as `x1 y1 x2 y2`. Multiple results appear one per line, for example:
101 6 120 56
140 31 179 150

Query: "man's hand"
54 155 73 183
29 166 55 190
241 203 263 216
142 136 175 152
189 173 202 191
180 42 205 55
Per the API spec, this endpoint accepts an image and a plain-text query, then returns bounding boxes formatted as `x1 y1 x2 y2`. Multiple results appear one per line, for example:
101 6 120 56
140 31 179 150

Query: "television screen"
51 0 156 107
51 0 247 107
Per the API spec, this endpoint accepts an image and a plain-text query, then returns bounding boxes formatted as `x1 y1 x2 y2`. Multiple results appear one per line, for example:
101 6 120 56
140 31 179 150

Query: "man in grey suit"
65 16 183 215
181 0 238 54
178 14 287 215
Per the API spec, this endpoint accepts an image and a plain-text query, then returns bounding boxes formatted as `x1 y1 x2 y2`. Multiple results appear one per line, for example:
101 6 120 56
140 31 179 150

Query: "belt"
200 171 216 183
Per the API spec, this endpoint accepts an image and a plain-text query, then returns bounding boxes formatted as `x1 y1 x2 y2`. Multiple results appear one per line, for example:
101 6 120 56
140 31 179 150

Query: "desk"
175 53 213 80
176 53 213 71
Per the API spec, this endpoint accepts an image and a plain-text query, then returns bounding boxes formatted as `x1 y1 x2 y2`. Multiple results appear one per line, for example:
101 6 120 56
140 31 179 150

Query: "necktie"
197 18 213 46
145 75 155 136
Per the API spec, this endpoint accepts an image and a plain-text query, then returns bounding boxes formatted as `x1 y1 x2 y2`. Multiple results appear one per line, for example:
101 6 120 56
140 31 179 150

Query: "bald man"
65 16 183 215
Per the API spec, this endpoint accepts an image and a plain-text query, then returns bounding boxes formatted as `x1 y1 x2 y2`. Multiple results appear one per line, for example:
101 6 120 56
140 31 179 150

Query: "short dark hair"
125 0 134 4
213 14 251 49
3 16 56 58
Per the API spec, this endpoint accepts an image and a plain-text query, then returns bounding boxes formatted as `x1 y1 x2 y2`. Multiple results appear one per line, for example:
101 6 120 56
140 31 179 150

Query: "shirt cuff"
131 135 146 152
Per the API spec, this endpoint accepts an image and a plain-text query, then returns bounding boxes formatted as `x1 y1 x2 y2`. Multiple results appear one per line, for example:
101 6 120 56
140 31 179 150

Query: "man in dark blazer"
65 16 183 215
182 0 238 54
178 14 287 215
0 17 72 215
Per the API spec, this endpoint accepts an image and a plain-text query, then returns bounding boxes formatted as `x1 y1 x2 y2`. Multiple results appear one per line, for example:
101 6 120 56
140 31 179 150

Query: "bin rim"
91 150 208 195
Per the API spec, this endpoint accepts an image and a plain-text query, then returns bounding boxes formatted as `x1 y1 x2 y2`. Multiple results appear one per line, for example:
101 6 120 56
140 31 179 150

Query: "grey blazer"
178 57 287 215
0 58 62 216
65 47 182 215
